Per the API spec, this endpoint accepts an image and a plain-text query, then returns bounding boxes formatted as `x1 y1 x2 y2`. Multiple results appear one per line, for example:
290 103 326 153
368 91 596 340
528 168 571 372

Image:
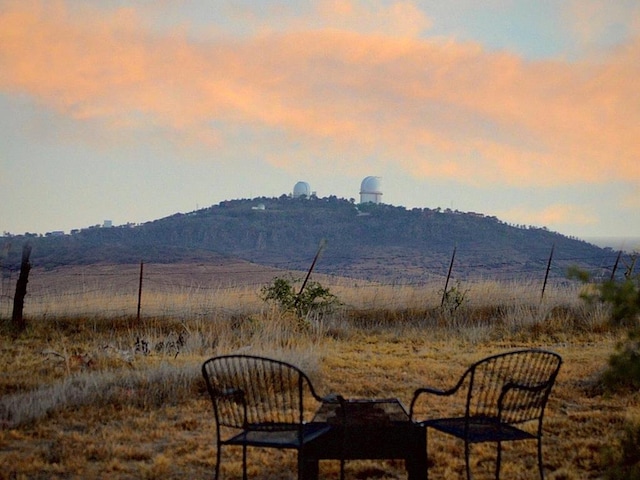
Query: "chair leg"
214 443 222 480
242 444 248 480
425 428 429 480
465 439 471 480
298 451 320 480
340 419 346 480
537 438 545 480
495 441 502 480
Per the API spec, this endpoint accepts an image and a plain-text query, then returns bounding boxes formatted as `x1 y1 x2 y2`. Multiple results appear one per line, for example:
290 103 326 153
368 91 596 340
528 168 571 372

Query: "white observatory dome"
293 181 311 198
359 176 382 204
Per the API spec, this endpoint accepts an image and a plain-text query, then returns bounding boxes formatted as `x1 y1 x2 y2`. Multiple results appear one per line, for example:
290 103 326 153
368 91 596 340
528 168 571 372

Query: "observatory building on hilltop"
292 181 312 198
290 176 382 203
360 176 382 204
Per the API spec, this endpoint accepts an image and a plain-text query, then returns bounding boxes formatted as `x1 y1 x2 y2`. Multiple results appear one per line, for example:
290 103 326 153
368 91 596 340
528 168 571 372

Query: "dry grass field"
0 266 638 479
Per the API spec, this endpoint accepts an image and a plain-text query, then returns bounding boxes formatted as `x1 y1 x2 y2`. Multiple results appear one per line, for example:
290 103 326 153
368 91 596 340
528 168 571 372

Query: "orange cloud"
314 0 432 37
498 204 598 228
622 189 640 210
0 0 638 187
565 0 640 47
227 0 432 38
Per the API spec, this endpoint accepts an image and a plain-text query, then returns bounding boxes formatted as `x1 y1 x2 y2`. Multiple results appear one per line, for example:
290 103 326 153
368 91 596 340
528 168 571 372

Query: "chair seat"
424 417 536 443
224 422 332 449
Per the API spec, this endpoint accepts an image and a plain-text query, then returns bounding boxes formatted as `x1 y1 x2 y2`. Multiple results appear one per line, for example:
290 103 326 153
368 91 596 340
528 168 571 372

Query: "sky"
1 0 639 248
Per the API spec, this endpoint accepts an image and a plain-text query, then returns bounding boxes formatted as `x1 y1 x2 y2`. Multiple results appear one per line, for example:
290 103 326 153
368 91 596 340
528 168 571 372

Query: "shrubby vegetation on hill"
1 196 618 281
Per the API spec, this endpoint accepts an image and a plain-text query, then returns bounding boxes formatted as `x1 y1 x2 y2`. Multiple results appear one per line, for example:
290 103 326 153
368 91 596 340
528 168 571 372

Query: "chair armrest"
409 367 472 421
502 381 549 394
320 393 345 404
222 387 242 395
497 381 551 415
499 381 549 405
498 382 549 405
217 387 244 400
413 386 449 396
409 386 456 421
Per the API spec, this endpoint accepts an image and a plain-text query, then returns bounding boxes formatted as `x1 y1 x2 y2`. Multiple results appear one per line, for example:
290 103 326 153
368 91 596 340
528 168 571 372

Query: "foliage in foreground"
0 313 626 479
603 422 640 480
570 256 640 477
0 285 632 479
600 272 640 392
570 257 640 392
260 276 340 321
0 364 201 428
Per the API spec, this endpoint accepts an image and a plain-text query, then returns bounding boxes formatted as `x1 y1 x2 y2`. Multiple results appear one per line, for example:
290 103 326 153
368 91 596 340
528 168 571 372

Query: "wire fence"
0 247 636 320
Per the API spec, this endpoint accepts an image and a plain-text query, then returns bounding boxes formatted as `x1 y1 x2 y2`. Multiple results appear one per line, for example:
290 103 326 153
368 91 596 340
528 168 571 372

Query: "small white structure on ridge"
359 176 382 204
293 181 311 198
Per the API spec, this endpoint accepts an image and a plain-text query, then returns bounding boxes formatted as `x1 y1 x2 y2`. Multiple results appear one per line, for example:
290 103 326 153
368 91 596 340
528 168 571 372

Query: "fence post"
137 261 143 322
12 243 32 333
541 244 554 301
441 246 456 307
610 250 622 281
624 253 638 279
297 240 325 296
295 240 326 312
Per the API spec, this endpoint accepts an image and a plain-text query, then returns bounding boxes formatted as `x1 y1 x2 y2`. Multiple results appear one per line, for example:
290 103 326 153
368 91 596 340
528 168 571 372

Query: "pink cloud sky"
498 204 599 229
1 0 638 189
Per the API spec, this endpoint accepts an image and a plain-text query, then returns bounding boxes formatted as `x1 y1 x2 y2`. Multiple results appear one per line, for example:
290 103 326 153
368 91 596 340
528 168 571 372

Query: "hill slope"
1 197 619 282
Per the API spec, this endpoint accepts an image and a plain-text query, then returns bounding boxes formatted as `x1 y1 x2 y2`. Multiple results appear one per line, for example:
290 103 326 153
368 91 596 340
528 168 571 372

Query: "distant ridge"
0 196 624 282
583 237 640 252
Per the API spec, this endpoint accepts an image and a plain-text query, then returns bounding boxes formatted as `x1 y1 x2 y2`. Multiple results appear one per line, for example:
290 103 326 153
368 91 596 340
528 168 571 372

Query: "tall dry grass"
2 266 586 320
0 275 629 479
1 278 609 426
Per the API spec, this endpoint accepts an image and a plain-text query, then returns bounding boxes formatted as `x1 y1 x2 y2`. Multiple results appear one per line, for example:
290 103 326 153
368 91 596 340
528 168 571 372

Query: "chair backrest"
202 355 321 431
465 349 562 425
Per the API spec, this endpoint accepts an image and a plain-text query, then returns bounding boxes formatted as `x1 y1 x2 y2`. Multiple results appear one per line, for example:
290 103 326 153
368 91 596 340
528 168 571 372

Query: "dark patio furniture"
304 397 427 480
409 349 562 479
202 354 332 480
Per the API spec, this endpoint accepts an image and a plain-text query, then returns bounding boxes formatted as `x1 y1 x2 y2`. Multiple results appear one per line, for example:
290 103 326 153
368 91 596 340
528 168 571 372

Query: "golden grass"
0 276 635 479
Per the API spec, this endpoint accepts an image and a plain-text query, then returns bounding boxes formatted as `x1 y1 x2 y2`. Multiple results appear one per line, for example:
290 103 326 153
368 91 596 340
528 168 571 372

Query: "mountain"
0 196 622 282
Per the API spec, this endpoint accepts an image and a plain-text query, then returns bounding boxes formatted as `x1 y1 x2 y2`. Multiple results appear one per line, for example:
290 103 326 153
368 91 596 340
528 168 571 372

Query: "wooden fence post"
610 250 622 281
441 247 457 307
295 240 326 312
541 244 554 301
12 243 32 333
137 261 143 322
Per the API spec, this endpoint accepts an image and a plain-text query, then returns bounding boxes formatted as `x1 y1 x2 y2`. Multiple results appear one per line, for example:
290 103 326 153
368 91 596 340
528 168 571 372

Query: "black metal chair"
202 354 332 479
409 349 562 479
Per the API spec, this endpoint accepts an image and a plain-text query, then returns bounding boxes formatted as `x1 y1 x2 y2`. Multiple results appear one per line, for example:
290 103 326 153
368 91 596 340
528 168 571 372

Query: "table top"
313 397 410 425
304 396 427 476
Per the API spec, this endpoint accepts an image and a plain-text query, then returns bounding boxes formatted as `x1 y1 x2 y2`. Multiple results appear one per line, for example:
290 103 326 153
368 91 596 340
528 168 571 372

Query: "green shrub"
439 280 468 315
260 276 340 320
602 329 640 391
600 277 640 327
603 422 640 479
570 257 640 392
570 257 640 478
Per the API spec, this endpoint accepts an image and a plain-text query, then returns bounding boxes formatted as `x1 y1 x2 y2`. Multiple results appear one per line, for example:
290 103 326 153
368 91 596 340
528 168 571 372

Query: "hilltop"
0 196 620 282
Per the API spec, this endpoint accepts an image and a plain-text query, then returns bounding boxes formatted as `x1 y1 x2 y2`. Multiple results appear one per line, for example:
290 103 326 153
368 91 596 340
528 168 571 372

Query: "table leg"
407 455 428 480
300 458 319 480
406 426 428 480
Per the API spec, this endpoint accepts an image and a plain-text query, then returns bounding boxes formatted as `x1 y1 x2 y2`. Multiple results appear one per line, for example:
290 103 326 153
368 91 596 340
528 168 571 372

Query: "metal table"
303 398 427 479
